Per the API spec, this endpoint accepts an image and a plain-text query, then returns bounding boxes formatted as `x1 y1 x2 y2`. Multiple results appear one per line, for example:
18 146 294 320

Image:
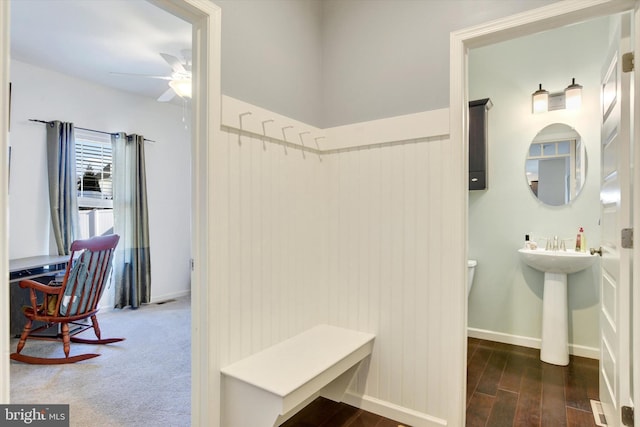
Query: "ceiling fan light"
169 79 192 99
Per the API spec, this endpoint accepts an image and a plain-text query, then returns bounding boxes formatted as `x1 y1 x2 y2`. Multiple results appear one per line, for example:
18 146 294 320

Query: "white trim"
634 1 640 420
221 95 450 152
455 0 635 51
0 0 10 405
343 392 447 427
322 108 449 151
467 328 600 360
146 1 223 426
149 290 191 304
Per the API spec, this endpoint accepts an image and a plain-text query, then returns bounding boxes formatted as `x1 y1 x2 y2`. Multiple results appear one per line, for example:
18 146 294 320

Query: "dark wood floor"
281 337 599 427
467 337 599 427
280 396 406 426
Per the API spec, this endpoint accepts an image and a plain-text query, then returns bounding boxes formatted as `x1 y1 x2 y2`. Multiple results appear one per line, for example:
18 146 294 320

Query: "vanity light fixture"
532 84 549 113
531 78 582 113
564 78 583 110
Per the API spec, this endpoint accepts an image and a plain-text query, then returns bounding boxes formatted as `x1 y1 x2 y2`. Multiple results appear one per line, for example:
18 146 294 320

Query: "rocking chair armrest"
19 279 64 316
18 279 64 295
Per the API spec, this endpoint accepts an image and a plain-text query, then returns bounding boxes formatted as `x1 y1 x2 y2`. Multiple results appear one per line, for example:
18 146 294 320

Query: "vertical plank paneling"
250 135 262 353
358 149 370 334
367 147 382 397
389 146 405 403
338 153 349 327
327 156 339 325
227 130 241 363
378 145 393 402
402 142 417 408
430 138 446 414
348 150 360 330
219 118 452 422
239 133 252 357
215 129 231 368
414 141 430 412
324 137 450 418
221 129 327 366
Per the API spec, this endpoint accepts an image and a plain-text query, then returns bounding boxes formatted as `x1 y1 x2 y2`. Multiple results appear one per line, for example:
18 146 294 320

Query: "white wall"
217 98 460 425
325 136 454 422
8 59 191 303
214 115 329 365
214 0 559 128
319 0 559 127
467 18 609 354
215 0 323 127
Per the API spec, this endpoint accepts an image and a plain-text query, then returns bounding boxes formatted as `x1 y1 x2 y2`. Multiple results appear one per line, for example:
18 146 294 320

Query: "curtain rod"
28 119 156 143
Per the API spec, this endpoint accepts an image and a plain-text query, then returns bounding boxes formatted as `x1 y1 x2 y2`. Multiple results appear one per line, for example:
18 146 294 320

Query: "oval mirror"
525 123 586 206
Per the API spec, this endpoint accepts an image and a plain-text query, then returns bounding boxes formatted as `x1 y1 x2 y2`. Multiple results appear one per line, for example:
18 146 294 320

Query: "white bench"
221 324 375 427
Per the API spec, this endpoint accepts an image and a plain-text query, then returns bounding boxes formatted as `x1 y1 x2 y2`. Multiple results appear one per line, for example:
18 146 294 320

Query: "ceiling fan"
112 49 192 102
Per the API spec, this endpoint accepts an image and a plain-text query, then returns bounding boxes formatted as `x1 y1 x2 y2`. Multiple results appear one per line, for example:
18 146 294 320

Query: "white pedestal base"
540 272 569 366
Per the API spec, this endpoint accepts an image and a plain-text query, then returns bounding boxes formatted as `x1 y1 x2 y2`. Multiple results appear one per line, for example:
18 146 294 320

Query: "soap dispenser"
576 227 585 252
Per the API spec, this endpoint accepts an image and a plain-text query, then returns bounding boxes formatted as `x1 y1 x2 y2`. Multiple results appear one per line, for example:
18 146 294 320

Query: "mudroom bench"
220 324 375 427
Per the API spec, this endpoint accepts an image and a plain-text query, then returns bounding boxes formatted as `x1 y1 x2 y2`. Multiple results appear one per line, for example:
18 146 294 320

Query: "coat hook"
281 126 293 154
237 112 252 146
298 131 310 159
314 136 325 161
261 119 274 151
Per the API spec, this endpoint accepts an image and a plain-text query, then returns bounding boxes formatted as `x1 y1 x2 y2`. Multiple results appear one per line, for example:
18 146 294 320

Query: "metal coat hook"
314 136 325 161
281 126 293 154
298 131 310 159
261 119 274 150
238 112 252 146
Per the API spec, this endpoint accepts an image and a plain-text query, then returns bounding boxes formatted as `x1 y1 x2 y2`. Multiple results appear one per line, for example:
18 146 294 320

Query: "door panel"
599 12 633 427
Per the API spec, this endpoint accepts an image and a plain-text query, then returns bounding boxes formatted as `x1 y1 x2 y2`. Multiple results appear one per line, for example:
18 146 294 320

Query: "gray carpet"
9 296 191 427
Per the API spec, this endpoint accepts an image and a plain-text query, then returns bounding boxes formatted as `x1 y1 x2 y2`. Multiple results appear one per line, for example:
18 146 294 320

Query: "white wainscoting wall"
215 96 461 426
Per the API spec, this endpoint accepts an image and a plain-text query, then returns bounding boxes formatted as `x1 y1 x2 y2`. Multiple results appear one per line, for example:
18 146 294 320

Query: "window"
75 129 114 240
75 129 113 209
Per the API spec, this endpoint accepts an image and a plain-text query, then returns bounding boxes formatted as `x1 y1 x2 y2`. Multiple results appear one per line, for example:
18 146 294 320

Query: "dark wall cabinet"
469 98 492 190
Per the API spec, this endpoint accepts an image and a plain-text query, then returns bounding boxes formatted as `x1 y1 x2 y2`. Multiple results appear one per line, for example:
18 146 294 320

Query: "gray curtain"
46 121 79 255
112 133 151 309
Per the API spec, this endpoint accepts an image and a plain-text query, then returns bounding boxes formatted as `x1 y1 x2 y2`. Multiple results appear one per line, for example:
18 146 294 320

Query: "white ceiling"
10 0 192 102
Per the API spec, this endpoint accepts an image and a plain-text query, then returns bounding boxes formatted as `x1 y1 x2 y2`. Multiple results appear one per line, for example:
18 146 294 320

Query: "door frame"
451 0 637 424
0 0 222 425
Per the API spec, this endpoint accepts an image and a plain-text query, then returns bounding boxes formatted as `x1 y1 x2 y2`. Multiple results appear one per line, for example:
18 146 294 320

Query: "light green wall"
468 17 611 351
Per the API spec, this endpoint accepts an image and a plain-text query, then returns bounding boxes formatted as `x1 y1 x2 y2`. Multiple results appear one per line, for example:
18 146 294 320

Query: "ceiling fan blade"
110 72 173 80
157 87 176 102
160 53 187 74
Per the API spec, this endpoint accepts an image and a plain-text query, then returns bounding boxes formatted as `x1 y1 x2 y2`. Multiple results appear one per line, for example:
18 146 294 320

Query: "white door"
599 11 634 427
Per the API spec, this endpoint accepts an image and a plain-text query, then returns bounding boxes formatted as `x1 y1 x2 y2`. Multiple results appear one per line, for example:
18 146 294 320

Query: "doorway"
0 0 221 424
453 0 639 425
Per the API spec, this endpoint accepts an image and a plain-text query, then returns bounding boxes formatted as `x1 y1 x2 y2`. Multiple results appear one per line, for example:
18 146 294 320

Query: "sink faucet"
545 236 566 251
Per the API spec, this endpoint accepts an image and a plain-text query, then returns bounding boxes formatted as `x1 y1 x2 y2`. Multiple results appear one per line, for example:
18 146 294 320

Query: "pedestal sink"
518 248 598 365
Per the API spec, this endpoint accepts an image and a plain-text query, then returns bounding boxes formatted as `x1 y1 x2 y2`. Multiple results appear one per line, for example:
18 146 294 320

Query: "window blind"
75 129 113 208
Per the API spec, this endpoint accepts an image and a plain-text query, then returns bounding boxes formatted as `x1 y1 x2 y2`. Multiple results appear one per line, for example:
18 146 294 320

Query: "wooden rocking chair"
11 234 123 364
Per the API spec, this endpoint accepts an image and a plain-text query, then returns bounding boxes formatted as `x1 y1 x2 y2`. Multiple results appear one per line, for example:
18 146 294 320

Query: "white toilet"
467 260 477 296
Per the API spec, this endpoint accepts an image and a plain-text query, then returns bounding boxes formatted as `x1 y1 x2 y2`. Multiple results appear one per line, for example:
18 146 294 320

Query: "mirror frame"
525 123 587 207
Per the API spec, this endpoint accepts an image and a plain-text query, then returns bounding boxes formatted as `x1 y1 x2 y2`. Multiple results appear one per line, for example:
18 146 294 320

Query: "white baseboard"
98 290 190 312
151 290 190 304
467 327 599 360
343 391 446 427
